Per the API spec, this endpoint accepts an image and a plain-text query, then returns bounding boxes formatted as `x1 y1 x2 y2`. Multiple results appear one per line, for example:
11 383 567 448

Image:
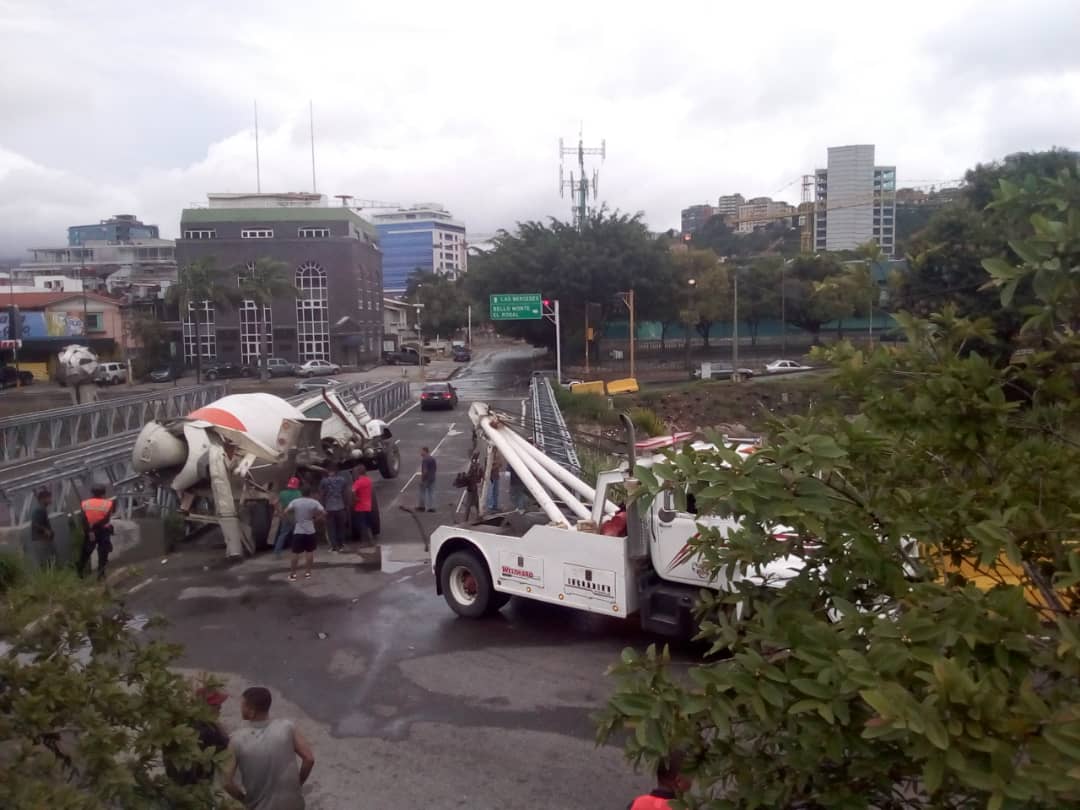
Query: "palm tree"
166 257 237 384
237 258 295 380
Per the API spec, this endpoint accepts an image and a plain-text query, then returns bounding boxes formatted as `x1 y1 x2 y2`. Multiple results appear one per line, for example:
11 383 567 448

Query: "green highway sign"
490 293 542 321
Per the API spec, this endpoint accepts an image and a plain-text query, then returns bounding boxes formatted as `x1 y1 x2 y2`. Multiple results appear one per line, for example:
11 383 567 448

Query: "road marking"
388 402 418 424
431 422 455 455
456 490 466 511
398 472 418 495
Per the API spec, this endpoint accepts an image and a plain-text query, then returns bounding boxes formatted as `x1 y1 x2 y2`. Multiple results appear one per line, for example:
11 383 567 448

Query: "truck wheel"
377 444 400 479
441 551 497 618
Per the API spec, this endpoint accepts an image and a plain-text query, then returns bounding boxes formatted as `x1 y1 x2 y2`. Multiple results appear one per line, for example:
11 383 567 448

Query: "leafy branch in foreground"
598 164 1080 809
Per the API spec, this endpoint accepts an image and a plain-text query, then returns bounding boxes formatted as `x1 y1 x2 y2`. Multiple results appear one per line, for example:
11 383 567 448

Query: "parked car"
420 382 458 410
294 377 338 394
296 359 341 377
451 345 472 362
147 365 183 383
765 359 813 374
203 362 252 381
94 362 128 385
692 366 755 381
0 366 34 388
266 357 296 377
384 347 427 366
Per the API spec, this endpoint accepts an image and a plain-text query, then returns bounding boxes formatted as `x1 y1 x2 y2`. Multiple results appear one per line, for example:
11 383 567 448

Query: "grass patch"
553 386 619 426
628 407 667 437
0 549 26 593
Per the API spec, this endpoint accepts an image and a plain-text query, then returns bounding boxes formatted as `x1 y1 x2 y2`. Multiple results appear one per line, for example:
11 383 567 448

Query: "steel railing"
0 383 229 463
529 373 581 475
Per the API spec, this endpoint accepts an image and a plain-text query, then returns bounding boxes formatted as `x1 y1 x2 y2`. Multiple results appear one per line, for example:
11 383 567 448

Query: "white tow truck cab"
430 403 804 638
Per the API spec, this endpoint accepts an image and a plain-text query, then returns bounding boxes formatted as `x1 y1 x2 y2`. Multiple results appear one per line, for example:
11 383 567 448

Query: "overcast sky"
0 0 1078 255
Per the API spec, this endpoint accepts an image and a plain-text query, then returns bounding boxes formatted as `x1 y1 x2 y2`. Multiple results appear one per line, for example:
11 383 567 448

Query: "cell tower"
559 128 606 229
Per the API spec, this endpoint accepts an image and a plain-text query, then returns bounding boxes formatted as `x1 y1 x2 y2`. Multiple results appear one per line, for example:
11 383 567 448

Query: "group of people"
165 684 315 810
456 447 531 519
272 462 378 581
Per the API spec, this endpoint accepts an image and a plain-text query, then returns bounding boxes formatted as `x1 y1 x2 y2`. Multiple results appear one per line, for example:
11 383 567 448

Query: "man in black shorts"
285 486 325 581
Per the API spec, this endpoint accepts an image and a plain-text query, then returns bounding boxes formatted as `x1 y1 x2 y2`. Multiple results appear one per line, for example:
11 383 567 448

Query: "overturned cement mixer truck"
132 387 400 557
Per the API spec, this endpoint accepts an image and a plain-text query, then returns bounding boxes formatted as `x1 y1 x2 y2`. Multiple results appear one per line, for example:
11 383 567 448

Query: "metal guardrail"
0 378 414 526
0 383 228 463
529 373 581 475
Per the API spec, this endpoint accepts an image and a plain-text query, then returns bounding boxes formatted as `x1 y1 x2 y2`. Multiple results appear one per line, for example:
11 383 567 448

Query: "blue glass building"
373 204 466 295
68 214 159 245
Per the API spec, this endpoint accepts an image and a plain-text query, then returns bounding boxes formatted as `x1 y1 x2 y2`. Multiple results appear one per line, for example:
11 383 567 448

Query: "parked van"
95 362 128 385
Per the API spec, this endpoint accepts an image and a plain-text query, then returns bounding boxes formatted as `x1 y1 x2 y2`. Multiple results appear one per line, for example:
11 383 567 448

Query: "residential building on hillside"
680 204 714 236
175 192 383 366
735 197 796 233
16 212 175 302
814 145 897 255
372 204 467 295
716 193 746 222
68 214 159 245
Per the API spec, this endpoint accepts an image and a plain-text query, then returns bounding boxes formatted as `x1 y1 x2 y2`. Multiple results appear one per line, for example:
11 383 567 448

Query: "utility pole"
559 129 606 230
684 278 697 372
732 269 740 376
617 289 636 379
467 304 472 345
542 299 562 385
781 260 788 356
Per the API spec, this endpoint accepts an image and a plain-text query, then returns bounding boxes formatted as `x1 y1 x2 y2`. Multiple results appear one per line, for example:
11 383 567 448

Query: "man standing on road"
459 452 483 522
225 686 314 810
285 486 324 581
351 467 375 546
417 447 437 512
318 463 351 552
273 477 302 557
29 488 56 569
78 484 116 580
486 452 502 511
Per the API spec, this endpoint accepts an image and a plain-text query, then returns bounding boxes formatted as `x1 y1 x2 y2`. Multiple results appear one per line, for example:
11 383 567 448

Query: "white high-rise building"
814 145 896 256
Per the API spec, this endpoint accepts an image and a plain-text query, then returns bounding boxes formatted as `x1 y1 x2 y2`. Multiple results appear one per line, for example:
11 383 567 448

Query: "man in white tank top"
225 686 315 810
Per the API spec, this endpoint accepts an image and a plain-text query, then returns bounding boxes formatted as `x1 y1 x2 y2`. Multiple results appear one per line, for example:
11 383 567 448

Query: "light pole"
413 298 425 382
731 268 740 376
781 259 790 356
616 289 636 379
684 277 696 372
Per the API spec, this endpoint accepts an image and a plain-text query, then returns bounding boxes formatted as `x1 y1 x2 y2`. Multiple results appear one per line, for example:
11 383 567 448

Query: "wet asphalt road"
125 346 668 809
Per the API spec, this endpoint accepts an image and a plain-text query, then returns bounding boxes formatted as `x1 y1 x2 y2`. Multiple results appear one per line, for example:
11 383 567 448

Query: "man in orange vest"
79 484 116 581
627 751 691 809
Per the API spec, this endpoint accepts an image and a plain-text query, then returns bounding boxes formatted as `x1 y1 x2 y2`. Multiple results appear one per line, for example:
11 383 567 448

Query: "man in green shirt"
29 487 57 569
273 477 302 556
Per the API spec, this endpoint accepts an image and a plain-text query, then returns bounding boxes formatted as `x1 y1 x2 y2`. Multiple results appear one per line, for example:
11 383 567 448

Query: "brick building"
174 193 383 367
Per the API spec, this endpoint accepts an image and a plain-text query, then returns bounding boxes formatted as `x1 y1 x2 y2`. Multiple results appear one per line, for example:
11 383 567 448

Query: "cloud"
0 0 1078 256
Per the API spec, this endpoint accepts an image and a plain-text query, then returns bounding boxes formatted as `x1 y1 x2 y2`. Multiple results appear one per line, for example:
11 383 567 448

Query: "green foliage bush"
0 549 25 593
598 164 1080 808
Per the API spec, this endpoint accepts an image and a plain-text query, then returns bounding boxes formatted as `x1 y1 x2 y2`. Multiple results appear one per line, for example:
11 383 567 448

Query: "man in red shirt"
351 468 375 546
627 752 691 809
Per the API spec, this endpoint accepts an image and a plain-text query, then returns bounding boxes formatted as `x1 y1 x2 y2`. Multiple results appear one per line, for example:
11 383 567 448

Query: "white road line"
388 401 419 424
398 472 418 494
456 489 466 511
431 422 455 455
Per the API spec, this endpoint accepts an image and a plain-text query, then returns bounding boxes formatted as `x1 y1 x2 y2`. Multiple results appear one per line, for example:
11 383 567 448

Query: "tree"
741 258 782 345
166 258 237 384
783 253 847 342
124 311 168 377
465 210 675 354
238 257 294 380
1 573 225 808
598 169 1080 809
667 250 724 355
691 261 731 349
405 270 469 338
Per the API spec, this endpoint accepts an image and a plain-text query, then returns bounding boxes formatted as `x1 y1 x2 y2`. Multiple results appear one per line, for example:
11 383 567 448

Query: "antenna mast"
253 100 261 193
558 127 606 229
309 100 317 193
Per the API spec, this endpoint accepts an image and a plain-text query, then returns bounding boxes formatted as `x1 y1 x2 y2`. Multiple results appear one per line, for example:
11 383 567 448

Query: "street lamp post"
732 268 740 376
616 289 636 379
684 278 696 372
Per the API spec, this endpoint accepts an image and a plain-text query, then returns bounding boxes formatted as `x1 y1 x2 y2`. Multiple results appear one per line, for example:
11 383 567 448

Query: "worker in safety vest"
627 751 691 809
78 484 116 581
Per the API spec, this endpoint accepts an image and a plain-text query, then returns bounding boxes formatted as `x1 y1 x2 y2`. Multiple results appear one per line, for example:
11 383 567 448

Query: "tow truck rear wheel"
441 551 501 618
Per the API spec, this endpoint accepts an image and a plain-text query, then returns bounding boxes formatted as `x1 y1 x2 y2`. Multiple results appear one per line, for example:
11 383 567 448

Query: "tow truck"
429 403 803 637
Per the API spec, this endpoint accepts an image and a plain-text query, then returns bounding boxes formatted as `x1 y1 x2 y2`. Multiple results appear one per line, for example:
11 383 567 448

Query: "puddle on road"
378 545 429 575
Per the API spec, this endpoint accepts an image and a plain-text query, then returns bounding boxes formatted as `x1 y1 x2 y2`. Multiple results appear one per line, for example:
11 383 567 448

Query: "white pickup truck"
429 404 803 638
